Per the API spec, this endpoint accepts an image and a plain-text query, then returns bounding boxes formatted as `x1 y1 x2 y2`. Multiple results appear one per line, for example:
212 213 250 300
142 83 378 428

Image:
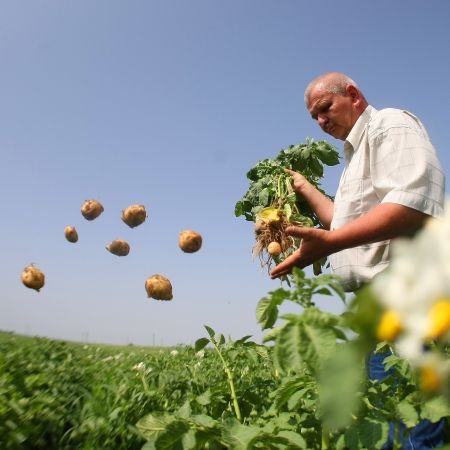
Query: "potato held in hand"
106 239 130 256
178 230 202 253
145 274 173 301
267 241 282 257
21 264 45 292
64 226 78 243
81 199 104 221
122 204 147 228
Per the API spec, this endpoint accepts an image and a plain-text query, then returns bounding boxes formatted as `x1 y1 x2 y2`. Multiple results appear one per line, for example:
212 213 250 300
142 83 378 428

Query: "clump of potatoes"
24 200 209 304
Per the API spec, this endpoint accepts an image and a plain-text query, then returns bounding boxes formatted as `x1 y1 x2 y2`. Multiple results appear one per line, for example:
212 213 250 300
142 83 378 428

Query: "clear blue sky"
1 1 449 346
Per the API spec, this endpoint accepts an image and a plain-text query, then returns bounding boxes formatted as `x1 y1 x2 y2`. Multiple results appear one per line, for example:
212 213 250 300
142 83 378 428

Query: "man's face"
307 86 359 141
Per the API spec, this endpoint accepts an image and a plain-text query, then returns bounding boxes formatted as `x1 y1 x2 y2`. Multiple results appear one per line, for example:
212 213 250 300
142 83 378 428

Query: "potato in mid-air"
64 226 78 243
145 274 173 300
106 239 130 256
81 199 104 221
21 264 45 292
122 204 147 228
178 230 202 253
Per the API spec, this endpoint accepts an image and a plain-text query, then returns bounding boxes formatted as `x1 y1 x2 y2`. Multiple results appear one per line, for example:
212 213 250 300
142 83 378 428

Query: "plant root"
253 215 299 273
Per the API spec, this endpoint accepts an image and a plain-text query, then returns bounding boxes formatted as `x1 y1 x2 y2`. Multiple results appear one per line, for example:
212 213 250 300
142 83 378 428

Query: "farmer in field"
271 72 445 288
271 72 446 448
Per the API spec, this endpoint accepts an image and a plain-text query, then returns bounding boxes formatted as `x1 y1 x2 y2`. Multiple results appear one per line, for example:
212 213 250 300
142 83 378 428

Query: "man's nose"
317 115 327 128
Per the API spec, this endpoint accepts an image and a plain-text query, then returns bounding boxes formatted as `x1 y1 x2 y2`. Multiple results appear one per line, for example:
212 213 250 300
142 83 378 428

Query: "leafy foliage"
235 139 340 225
235 139 340 274
256 268 346 330
2 265 450 450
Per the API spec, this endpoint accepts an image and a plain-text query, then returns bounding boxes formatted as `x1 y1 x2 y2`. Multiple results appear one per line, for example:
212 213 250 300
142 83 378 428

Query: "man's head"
304 72 368 140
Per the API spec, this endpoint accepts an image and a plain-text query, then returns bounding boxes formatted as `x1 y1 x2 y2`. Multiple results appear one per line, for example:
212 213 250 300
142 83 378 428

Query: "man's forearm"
329 202 429 251
300 183 334 229
270 202 429 279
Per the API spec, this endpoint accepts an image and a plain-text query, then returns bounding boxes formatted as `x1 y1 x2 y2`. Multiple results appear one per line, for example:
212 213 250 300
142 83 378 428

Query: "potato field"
0 330 277 449
3 265 450 449
7 141 450 449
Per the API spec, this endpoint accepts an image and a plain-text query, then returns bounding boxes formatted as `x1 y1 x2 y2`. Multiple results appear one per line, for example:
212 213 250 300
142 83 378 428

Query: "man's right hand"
284 168 310 195
284 168 334 230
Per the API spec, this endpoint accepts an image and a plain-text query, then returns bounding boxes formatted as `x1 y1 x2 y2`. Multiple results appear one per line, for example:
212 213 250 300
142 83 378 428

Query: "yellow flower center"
376 310 402 342
420 365 442 393
426 300 450 340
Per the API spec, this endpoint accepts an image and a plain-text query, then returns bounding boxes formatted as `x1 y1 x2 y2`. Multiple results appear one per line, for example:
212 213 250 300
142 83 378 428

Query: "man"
271 72 446 449
270 72 445 291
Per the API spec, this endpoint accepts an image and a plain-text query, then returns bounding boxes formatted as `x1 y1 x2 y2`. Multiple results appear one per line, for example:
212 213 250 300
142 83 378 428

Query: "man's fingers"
270 226 324 279
271 269 290 279
270 252 302 279
270 264 291 279
270 258 291 278
285 226 314 238
284 168 296 176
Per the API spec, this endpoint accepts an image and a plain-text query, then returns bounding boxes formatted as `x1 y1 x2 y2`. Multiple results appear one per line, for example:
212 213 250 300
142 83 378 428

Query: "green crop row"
2 268 450 449
0 331 276 450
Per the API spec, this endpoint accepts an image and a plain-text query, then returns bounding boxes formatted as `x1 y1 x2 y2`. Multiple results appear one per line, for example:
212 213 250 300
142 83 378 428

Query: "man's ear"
346 84 359 102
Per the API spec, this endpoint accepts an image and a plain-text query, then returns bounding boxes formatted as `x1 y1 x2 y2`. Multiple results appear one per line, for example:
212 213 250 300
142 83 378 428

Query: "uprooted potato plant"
235 139 340 274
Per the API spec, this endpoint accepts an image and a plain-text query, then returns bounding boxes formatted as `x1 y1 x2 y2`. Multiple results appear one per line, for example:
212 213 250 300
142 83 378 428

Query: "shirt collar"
343 105 377 161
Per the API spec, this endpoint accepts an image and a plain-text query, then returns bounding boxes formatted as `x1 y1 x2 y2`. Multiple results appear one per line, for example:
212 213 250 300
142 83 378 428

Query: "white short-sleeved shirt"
330 105 445 292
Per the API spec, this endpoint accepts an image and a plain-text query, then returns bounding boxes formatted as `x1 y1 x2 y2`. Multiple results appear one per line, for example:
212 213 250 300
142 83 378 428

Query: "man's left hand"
270 226 333 279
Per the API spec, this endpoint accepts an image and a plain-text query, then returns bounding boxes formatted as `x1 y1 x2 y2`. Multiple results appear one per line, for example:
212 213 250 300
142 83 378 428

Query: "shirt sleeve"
369 115 445 218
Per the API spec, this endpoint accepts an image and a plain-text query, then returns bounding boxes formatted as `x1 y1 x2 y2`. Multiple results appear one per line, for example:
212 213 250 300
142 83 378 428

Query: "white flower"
372 199 450 365
395 333 426 364
133 362 146 372
170 350 179 356
417 353 450 393
195 350 205 359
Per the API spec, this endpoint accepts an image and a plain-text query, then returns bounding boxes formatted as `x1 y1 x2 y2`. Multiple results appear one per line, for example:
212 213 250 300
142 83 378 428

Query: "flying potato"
145 274 173 300
178 230 202 253
64 226 78 243
21 264 45 292
122 204 147 228
106 239 130 256
81 199 104 221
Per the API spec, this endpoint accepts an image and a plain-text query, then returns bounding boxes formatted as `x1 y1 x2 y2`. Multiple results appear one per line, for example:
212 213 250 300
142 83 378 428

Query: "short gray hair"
304 72 359 105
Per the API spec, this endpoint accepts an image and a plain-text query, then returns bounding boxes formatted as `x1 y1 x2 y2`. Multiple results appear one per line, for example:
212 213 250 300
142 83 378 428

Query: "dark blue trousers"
368 352 446 449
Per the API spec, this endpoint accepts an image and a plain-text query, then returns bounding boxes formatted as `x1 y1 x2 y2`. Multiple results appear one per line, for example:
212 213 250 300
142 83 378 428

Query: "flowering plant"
350 200 450 395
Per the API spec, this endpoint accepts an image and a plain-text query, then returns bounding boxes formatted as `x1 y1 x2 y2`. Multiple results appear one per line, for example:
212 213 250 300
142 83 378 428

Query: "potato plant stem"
275 173 300 218
211 341 242 422
140 374 150 396
277 174 284 199
321 427 330 450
